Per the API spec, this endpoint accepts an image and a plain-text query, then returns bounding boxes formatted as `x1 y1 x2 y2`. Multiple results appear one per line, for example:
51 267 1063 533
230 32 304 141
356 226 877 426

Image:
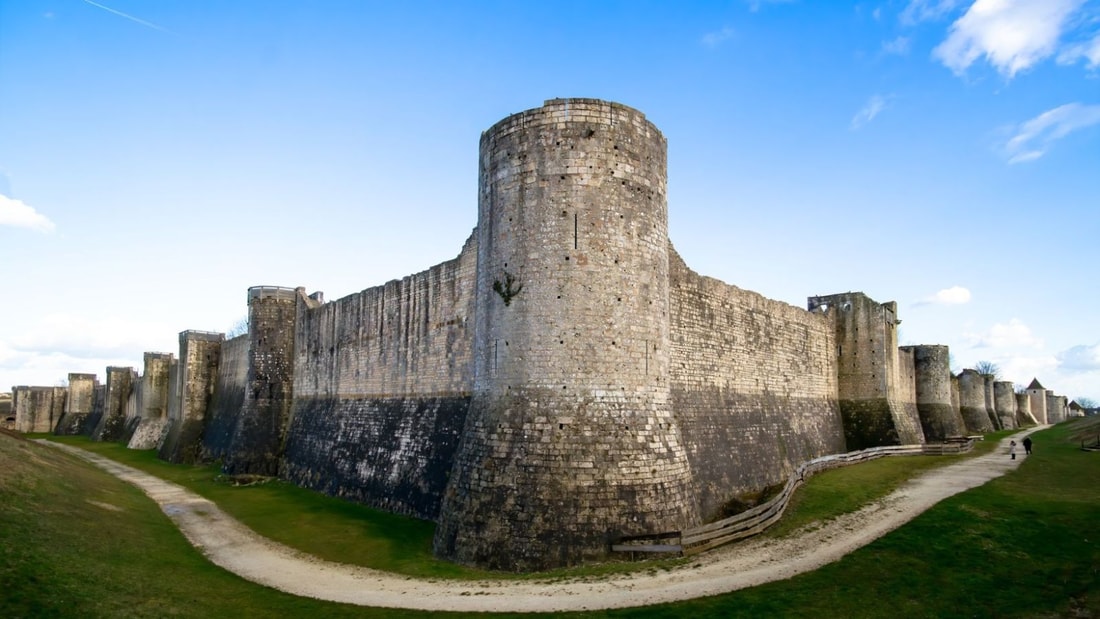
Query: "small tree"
973 360 1000 379
1077 397 1098 409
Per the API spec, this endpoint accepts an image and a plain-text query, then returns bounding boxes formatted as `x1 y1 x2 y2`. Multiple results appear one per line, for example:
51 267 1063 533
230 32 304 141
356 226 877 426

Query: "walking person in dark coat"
1022 436 1033 455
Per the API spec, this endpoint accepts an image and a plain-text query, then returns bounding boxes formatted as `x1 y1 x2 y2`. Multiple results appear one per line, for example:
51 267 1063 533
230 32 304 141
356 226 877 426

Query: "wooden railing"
611 439 976 557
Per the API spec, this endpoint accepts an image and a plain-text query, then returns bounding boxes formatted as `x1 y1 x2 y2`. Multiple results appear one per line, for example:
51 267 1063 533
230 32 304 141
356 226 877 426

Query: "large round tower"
434 99 698 571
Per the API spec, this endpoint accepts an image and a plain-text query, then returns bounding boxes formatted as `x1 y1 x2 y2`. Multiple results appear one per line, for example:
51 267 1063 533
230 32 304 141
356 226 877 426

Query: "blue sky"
2 0 1098 402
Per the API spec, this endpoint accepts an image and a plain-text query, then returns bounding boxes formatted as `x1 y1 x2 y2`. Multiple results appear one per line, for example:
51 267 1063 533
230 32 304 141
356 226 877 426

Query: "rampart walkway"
38 430 1043 613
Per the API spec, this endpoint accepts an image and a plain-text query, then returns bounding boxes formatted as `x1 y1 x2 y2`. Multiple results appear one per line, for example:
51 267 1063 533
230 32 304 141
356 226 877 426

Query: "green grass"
767 431 1008 538
5 420 1097 618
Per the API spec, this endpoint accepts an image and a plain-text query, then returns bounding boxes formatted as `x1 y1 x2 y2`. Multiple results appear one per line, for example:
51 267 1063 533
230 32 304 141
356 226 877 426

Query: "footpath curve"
39 429 1042 613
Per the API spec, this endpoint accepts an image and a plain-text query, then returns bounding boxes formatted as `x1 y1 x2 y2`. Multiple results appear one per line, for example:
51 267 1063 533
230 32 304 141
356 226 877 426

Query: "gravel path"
39 429 1041 613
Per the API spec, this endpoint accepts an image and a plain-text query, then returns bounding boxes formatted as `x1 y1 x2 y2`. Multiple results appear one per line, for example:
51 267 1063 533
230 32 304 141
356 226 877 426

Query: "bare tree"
973 360 1000 378
226 317 249 338
1077 397 1098 409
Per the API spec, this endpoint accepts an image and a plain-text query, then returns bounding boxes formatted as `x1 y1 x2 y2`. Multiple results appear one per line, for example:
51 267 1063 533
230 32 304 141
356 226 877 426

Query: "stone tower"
223 286 300 476
957 369 994 433
806 293 923 448
903 345 965 440
435 99 698 571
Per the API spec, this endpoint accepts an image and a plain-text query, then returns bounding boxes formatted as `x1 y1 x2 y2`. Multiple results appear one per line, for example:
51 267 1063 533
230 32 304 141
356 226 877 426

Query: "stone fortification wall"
54 373 98 435
806 293 923 448
282 236 477 520
201 334 249 461
895 347 919 429
993 381 1017 430
222 287 300 475
1047 394 1067 423
160 331 223 463
0 394 11 429
983 375 1000 430
1027 387 1048 424
12 386 66 433
957 370 994 433
91 366 136 442
121 375 142 443
903 345 965 440
129 353 175 449
667 250 844 519
436 99 698 571
1015 392 1037 426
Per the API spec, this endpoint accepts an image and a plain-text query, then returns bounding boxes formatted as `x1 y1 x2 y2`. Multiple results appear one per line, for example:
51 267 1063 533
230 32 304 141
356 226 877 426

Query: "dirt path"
39 430 1041 613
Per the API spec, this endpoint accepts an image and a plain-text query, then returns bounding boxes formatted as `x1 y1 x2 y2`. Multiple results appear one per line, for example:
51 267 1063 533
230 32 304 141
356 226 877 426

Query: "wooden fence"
611 439 976 558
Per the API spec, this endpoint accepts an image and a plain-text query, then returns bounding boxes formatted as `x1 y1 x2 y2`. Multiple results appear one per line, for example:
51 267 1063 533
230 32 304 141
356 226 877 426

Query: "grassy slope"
3 420 1097 618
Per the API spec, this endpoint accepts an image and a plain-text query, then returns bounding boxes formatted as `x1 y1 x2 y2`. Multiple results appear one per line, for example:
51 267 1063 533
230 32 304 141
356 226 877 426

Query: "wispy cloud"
1057 342 1100 372
900 0 963 26
701 26 736 49
883 36 912 56
933 0 1086 78
82 0 170 33
0 194 55 233
965 318 1044 349
850 94 892 129
1001 102 1100 164
1058 32 1100 69
915 285 972 306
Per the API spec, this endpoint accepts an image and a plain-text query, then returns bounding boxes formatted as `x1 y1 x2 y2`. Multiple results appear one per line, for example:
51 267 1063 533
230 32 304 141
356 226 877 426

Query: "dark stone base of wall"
159 419 207 464
917 403 966 441
435 389 701 573
80 413 103 437
92 411 128 443
672 387 846 520
53 413 89 436
960 406 994 434
282 395 470 521
839 399 900 450
201 385 245 462
221 396 291 477
119 416 141 445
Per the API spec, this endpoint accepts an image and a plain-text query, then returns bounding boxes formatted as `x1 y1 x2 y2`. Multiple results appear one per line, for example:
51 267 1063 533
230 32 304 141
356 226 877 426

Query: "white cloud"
1058 32 1100 69
1057 343 1100 372
900 0 963 25
1002 102 1100 164
965 318 1044 349
922 285 972 305
883 35 912 56
850 94 892 129
0 194 55 233
933 0 1086 78
702 26 736 49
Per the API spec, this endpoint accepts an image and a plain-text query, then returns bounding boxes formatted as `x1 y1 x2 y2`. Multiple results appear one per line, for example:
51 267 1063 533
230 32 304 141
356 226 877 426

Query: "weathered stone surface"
807 293 923 449
12 386 65 433
669 251 844 518
436 99 698 571
201 334 249 461
160 331 222 464
91 367 136 442
222 288 299 475
993 381 1018 430
283 396 470 520
904 345 966 440
957 369 994 433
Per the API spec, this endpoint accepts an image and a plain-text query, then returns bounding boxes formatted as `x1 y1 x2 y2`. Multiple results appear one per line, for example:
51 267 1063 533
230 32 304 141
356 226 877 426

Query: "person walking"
1009 440 1017 460
1022 436 1033 455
